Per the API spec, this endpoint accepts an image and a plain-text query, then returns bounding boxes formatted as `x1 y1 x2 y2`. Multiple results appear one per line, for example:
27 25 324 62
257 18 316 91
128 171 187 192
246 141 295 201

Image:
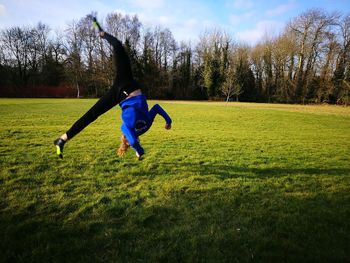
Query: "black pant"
66 33 139 139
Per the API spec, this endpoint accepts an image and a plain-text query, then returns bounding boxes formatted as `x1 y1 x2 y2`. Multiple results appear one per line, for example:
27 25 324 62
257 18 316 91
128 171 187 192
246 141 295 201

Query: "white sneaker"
136 152 143 160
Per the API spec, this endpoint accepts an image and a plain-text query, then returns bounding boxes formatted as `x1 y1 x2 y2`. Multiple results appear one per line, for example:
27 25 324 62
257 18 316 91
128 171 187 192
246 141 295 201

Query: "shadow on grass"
144 161 350 179
1 174 349 263
1 155 349 262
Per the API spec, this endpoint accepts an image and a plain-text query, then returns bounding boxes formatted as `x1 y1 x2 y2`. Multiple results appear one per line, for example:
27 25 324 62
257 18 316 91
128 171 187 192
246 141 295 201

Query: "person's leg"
102 32 139 95
54 20 138 158
93 17 139 94
66 88 119 139
54 87 120 158
102 33 133 83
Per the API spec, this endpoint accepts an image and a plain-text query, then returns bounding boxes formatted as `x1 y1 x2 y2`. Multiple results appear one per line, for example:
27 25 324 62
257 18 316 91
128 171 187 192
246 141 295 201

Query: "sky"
0 0 349 45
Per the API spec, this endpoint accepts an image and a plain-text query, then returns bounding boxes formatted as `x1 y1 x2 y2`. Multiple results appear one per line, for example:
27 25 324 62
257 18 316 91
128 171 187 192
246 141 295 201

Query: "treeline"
0 9 349 104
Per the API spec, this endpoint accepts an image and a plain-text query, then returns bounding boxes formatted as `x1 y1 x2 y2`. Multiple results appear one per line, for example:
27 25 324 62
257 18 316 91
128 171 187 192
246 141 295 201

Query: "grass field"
0 98 349 263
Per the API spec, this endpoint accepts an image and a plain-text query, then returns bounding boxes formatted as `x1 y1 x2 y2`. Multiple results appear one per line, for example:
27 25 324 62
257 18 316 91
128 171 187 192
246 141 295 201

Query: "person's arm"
121 123 144 156
148 104 172 127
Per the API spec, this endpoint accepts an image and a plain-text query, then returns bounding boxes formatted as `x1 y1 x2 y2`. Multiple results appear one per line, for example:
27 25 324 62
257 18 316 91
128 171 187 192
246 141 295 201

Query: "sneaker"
53 138 66 159
92 17 104 33
136 151 143 161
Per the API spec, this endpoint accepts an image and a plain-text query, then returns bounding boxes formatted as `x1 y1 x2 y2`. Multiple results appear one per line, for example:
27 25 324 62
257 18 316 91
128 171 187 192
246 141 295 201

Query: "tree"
288 9 339 102
171 42 192 99
271 34 297 102
317 31 338 102
233 45 256 101
222 62 242 102
65 20 84 97
1 27 31 86
332 14 350 103
199 30 231 98
1 9 350 103
250 43 264 101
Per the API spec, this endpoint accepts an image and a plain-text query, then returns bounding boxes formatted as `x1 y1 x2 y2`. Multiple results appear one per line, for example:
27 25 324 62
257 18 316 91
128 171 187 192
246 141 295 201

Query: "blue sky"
0 0 349 44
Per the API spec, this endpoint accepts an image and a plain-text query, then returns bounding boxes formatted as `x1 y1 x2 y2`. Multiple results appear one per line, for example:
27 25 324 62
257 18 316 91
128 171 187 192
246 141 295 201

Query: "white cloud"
111 8 138 18
229 11 256 27
139 15 205 43
266 1 296 17
175 18 214 43
236 20 283 45
127 0 216 42
175 20 223 43
0 4 6 16
130 0 164 10
184 18 198 28
157 15 174 26
229 15 242 26
228 0 255 9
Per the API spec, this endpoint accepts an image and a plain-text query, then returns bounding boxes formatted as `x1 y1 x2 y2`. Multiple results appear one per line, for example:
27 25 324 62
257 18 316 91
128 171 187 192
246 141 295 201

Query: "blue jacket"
119 94 172 155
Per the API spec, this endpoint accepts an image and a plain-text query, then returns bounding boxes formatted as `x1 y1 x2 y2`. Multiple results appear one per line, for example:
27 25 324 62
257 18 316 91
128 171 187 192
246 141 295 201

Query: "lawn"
0 98 349 262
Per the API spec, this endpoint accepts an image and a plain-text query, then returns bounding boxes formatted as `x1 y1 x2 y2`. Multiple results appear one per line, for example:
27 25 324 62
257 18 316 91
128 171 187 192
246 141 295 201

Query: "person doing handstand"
54 17 172 160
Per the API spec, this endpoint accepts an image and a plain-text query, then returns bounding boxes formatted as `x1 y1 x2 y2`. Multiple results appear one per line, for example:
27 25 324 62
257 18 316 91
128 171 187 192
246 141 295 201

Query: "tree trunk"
75 76 80 98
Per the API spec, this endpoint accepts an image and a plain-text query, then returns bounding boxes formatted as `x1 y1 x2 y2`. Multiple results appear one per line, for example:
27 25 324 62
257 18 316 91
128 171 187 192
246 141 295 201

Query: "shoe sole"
55 145 63 159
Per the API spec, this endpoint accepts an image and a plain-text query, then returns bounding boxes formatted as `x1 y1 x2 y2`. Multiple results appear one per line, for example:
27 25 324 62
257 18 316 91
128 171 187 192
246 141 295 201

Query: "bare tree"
272 34 297 102
105 12 141 51
1 8 350 103
289 9 340 102
250 43 264 99
65 20 84 97
1 26 31 86
222 63 240 102
50 30 66 64
30 23 51 75
333 13 350 103
198 29 231 97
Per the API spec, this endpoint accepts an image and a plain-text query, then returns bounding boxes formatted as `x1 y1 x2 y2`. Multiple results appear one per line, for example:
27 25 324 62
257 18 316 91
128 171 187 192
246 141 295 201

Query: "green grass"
0 98 349 263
